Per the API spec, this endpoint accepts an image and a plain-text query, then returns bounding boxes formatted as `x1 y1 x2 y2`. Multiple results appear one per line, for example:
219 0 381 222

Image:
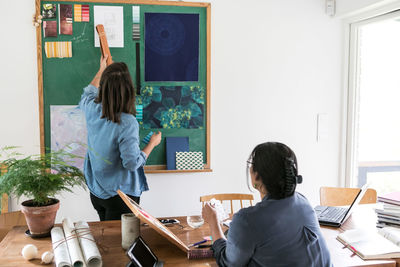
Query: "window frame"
342 5 400 187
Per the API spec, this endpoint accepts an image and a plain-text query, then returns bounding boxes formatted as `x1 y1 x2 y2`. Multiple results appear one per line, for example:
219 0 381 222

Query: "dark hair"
248 142 303 199
94 62 136 123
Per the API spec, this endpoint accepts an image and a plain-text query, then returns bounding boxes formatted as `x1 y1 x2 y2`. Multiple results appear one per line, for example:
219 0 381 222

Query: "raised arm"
90 55 109 88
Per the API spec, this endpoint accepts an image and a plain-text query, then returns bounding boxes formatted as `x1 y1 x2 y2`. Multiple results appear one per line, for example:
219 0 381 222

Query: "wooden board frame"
35 0 211 173
117 190 189 253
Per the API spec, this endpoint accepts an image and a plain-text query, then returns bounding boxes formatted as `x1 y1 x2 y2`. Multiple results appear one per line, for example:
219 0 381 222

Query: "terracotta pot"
21 198 60 236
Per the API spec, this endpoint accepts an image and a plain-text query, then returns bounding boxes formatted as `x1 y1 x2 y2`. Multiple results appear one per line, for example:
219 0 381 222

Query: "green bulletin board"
36 0 211 173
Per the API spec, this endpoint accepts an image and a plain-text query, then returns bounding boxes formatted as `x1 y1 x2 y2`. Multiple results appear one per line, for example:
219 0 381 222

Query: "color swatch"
132 24 140 40
75 4 90 22
136 104 143 121
132 6 140 23
45 42 72 58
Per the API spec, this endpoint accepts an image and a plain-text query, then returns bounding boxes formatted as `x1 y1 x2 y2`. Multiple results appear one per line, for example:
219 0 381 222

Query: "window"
346 10 400 194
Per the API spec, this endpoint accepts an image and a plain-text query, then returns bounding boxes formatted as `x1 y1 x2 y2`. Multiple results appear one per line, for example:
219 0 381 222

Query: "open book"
337 227 400 260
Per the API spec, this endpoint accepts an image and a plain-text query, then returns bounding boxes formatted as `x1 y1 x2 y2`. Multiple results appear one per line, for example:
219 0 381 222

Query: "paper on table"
62 218 86 267
74 221 102 267
51 227 72 267
93 6 124 48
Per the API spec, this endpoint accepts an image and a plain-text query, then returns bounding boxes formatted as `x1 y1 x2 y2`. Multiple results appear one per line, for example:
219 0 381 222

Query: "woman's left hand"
99 54 109 73
202 202 218 225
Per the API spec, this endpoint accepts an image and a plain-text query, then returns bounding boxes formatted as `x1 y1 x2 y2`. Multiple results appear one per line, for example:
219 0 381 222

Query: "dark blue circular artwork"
145 13 199 82
146 14 185 56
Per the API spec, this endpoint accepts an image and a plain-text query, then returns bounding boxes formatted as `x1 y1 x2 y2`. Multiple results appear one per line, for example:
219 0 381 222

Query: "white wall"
336 0 400 17
1 0 344 223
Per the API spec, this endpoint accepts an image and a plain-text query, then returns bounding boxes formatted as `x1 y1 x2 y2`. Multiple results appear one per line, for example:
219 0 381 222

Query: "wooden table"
0 217 217 267
0 207 399 267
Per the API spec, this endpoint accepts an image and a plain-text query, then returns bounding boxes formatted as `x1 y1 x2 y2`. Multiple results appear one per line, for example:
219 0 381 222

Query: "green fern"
0 147 86 206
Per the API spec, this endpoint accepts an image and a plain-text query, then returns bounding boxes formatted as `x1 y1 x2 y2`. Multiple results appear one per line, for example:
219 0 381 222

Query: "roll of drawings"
51 227 72 267
62 218 86 267
74 221 103 267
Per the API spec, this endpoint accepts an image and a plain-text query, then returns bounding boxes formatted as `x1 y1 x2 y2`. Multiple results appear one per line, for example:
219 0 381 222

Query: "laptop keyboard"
318 207 347 222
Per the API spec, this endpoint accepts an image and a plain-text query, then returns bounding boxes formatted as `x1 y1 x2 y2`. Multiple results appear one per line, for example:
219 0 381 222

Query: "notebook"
165 137 189 170
337 227 400 260
314 184 369 227
378 191 400 205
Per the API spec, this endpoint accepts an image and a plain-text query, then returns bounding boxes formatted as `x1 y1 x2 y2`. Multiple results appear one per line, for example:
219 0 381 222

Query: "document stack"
376 192 400 228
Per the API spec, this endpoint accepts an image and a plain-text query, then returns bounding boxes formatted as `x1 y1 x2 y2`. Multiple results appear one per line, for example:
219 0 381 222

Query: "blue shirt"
78 84 148 199
212 192 332 267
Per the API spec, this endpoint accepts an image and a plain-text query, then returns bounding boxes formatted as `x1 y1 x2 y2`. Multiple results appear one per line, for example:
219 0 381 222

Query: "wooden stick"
95 24 113 65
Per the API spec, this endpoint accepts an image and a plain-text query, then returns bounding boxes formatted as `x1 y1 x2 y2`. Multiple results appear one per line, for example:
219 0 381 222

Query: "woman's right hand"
149 131 162 147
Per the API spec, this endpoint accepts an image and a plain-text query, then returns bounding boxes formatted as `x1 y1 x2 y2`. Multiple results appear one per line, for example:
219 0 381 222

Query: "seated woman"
202 142 332 267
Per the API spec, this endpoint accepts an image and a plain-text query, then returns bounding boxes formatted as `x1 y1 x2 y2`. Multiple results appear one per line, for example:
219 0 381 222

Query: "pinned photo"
43 21 57 38
59 4 73 35
42 4 56 19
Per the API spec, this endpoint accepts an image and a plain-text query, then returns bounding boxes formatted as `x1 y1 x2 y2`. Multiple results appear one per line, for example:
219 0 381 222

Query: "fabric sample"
74 4 82 22
145 13 199 82
42 4 56 19
141 131 153 145
176 152 204 170
141 85 204 129
132 6 140 23
59 4 73 35
43 21 57 37
45 42 72 58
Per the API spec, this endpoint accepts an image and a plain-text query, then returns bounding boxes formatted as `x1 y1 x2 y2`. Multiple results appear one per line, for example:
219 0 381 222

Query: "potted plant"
0 146 86 237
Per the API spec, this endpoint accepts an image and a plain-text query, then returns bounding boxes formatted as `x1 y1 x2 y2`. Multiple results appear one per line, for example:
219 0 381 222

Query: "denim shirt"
78 84 148 199
212 192 332 267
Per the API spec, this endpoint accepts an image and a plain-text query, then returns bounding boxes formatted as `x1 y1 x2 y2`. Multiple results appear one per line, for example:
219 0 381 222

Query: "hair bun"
296 175 303 184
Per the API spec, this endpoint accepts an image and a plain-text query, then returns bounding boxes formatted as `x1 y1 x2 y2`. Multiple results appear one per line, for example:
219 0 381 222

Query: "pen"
188 239 207 247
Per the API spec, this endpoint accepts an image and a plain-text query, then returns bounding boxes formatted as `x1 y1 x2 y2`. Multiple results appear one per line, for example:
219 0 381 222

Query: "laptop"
314 184 369 227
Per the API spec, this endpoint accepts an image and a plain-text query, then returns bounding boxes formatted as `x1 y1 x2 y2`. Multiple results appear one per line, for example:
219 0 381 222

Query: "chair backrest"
200 193 254 214
0 211 27 241
320 187 377 206
0 164 7 214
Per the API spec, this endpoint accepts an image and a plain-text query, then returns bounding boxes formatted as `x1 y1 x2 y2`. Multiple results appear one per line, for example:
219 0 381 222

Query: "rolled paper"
51 227 72 267
74 221 102 267
62 218 86 267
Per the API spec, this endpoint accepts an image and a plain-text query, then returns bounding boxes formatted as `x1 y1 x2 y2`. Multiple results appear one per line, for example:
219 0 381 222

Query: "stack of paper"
376 192 400 228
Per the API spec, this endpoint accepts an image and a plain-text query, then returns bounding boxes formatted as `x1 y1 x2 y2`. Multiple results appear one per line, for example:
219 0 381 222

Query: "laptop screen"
340 183 369 223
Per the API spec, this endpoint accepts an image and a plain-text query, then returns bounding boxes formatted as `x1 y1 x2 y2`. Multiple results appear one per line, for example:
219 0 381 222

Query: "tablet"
127 236 163 267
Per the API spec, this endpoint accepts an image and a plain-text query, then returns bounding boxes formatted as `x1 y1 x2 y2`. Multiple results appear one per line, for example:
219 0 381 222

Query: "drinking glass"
186 215 204 229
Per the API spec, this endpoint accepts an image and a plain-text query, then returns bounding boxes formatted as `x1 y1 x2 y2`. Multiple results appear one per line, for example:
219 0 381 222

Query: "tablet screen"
128 236 157 267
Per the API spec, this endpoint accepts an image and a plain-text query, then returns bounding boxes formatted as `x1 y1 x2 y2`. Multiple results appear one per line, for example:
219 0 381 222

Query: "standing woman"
79 56 161 221
202 142 332 267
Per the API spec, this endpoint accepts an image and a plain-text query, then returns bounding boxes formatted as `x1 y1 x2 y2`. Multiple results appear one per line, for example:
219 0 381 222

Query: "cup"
186 215 204 229
121 213 140 250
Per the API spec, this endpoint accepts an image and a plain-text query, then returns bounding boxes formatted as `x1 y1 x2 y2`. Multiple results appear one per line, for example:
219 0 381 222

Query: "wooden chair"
200 193 254 215
320 187 377 206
